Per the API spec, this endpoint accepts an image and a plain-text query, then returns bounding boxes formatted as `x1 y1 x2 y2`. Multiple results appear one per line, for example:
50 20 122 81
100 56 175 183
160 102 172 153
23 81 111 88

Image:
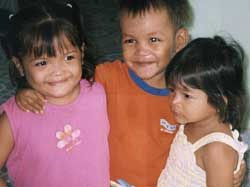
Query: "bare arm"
15 89 47 114
203 142 237 187
0 113 14 169
0 178 7 187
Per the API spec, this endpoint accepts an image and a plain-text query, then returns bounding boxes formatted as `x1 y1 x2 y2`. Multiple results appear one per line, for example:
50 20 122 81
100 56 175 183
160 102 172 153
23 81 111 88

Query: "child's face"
170 84 217 125
120 8 188 88
20 36 82 105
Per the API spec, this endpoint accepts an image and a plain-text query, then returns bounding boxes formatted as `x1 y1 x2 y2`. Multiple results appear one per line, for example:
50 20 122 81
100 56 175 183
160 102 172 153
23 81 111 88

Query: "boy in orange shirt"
13 0 245 186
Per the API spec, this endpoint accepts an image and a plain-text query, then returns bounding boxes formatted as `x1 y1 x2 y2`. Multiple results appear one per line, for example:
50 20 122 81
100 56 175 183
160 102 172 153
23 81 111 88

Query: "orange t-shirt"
96 60 177 187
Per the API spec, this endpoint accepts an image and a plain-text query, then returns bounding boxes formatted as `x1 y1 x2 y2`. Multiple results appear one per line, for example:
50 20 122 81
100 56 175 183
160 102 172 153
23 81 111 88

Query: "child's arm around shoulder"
15 88 47 114
0 112 14 168
203 141 237 187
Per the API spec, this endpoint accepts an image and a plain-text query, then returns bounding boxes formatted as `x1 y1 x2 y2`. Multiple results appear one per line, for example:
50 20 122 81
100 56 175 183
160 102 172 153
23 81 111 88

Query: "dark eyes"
34 54 75 67
169 88 175 95
150 37 161 43
184 94 191 98
35 60 47 67
124 39 136 44
64 55 75 61
123 37 161 44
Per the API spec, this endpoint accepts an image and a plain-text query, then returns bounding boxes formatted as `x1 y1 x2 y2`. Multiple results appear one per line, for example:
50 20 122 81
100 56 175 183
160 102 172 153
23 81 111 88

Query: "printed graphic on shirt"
56 124 81 152
160 119 176 134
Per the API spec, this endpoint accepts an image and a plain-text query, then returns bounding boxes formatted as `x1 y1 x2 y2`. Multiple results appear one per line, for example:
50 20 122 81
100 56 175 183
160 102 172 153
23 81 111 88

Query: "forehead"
120 7 174 34
27 34 78 58
51 35 76 52
175 83 206 96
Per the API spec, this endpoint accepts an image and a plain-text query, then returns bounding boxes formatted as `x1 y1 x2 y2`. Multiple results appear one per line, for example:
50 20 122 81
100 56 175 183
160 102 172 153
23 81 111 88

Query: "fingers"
110 181 122 187
233 160 246 187
233 181 241 187
35 92 47 103
240 160 247 172
15 89 46 114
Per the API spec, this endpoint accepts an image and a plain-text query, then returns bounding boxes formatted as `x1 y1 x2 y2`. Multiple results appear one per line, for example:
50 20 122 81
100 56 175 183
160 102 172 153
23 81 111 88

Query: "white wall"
189 0 250 129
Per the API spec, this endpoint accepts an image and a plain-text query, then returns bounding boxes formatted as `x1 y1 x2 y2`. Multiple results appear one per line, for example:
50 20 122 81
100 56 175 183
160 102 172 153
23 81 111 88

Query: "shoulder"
0 112 10 126
0 96 27 140
200 139 238 186
96 60 125 78
0 111 14 162
80 79 105 95
202 140 238 170
0 112 12 136
95 60 128 87
204 141 237 157
96 60 124 71
1 96 22 117
200 132 238 160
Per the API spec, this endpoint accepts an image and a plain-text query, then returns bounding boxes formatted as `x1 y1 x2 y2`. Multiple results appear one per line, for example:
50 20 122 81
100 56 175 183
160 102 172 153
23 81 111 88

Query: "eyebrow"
147 31 164 36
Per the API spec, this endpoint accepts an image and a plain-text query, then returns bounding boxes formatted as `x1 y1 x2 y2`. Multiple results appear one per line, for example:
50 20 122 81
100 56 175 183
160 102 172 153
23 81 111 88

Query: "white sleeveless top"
157 125 248 187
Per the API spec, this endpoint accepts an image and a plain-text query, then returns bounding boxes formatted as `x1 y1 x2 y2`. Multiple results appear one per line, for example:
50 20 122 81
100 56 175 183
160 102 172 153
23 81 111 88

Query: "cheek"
76 68 82 79
25 71 45 88
182 102 197 115
74 62 83 75
189 104 213 119
27 71 43 82
23 65 42 79
157 46 175 64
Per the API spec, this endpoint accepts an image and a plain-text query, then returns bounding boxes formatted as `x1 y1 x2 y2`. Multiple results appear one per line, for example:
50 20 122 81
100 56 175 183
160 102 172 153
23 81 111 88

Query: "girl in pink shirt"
0 1 109 187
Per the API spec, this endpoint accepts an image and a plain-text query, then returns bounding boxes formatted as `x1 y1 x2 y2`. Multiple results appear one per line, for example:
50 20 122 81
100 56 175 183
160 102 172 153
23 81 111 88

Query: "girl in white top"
157 36 248 187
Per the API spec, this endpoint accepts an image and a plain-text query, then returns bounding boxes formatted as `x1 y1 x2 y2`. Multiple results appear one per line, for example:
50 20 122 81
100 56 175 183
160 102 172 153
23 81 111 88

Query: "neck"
186 115 221 133
144 72 166 89
46 84 80 106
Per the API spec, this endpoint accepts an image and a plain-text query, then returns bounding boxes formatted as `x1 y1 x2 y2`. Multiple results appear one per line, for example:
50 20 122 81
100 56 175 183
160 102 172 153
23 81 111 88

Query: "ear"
175 28 190 53
81 43 85 52
223 96 228 105
11 57 24 76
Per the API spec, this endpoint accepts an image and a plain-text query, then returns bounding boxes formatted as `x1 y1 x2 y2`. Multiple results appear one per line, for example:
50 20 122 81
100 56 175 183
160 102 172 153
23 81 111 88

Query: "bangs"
21 19 81 58
166 60 204 90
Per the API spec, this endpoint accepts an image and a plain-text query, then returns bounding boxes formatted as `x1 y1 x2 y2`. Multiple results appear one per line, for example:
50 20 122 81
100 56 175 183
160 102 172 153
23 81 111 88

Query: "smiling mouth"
134 60 155 65
48 79 68 86
139 63 154 67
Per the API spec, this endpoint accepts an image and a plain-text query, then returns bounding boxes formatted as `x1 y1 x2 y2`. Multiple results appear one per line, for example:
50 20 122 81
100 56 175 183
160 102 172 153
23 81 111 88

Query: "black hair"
165 36 245 129
119 0 193 30
0 9 14 39
2 0 94 88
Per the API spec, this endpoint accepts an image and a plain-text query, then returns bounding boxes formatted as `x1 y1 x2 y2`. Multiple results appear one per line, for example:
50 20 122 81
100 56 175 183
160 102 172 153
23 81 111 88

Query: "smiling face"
120 7 188 88
19 36 82 105
170 84 218 125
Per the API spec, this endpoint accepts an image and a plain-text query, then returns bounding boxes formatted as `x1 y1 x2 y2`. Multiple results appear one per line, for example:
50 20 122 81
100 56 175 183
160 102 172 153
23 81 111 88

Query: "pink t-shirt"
2 80 110 187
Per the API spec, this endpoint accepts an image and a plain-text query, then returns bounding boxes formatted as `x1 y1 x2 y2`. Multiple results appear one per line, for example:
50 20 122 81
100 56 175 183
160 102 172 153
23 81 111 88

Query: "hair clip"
66 3 72 8
9 14 14 20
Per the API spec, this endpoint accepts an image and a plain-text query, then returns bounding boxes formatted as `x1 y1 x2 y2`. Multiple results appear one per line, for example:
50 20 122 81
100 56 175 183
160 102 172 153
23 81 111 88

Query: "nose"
134 42 150 56
51 60 65 76
171 92 181 106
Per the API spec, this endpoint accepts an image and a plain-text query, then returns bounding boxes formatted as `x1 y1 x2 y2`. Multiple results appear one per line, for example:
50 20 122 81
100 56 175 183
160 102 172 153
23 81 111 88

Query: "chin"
136 71 157 80
174 118 186 124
